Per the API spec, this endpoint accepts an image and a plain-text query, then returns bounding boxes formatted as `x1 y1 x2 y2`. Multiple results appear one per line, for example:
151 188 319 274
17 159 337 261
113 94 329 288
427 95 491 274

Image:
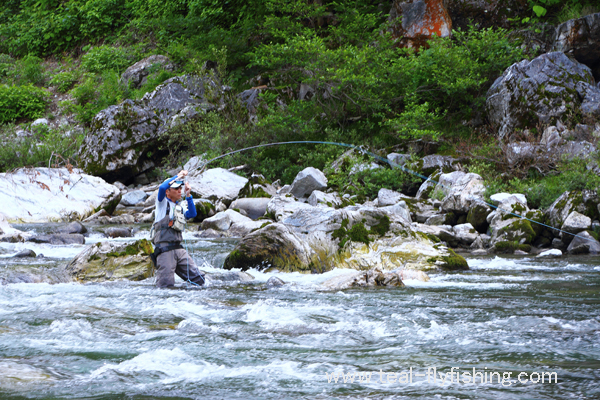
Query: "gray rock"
415 170 442 199
424 214 448 226
514 250 529 255
540 126 563 149
229 198 271 220
453 223 479 246
420 155 459 176
490 193 528 206
470 236 484 250
187 168 248 203
120 190 148 206
184 155 207 172
552 238 566 250
567 231 600 254
120 55 174 88
470 249 488 256
104 227 133 238
80 75 218 182
379 201 412 223
437 172 485 213
27 234 85 245
321 267 404 290
289 167 327 198
545 190 600 234
505 142 538 167
13 249 36 258
387 153 411 167
377 188 407 207
560 211 592 244
308 190 342 208
55 221 88 235
31 118 49 127
200 209 264 237
486 52 597 139
266 276 285 288
553 12 600 80
192 198 215 222
237 87 265 118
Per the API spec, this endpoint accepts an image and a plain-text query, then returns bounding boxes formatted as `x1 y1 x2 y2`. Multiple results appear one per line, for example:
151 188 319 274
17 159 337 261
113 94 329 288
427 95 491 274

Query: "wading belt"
149 242 184 267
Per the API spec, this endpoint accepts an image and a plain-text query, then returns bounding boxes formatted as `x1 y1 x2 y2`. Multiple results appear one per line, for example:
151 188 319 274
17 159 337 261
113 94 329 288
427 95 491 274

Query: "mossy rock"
494 241 532 254
439 249 469 271
498 218 537 244
67 239 154 282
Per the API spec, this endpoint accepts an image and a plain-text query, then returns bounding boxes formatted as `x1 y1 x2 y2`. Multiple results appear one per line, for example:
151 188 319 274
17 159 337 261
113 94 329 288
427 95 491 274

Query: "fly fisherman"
151 170 205 288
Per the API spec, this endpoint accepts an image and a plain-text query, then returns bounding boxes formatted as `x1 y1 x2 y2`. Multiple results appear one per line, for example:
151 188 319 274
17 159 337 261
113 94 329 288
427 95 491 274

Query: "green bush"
0 84 49 124
80 45 133 74
0 54 15 80
49 70 78 93
0 125 84 172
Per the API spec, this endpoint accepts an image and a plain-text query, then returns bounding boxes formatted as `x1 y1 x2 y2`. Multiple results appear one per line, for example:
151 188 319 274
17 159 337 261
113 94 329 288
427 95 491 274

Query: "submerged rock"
266 276 286 288
66 239 154 282
28 234 85 245
321 267 405 290
55 221 88 235
12 249 36 258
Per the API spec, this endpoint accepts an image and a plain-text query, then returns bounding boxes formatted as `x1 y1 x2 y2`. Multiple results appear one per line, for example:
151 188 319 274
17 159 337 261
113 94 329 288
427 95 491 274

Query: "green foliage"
0 84 49 124
0 124 84 172
49 71 78 93
478 157 600 210
0 54 15 79
63 70 129 125
80 45 133 74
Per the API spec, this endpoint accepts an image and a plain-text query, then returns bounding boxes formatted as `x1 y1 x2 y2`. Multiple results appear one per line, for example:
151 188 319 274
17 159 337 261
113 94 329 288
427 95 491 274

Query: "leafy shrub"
65 71 129 125
10 55 46 86
0 54 15 79
80 45 133 73
49 71 78 93
0 84 49 124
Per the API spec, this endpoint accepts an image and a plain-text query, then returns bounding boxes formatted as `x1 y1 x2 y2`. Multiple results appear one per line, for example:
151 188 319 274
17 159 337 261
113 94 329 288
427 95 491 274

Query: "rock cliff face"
79 75 220 183
486 52 600 140
553 12 600 81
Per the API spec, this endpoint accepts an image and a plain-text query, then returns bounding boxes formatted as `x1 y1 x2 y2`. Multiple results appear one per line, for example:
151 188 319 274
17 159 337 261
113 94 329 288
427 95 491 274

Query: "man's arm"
184 182 197 219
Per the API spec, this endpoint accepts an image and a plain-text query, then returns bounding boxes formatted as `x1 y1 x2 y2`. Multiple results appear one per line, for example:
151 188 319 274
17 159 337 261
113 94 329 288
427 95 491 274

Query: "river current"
1 226 599 399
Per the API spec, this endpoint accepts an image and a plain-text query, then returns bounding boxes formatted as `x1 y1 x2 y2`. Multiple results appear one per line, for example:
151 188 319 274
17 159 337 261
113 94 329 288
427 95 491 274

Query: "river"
1 226 599 399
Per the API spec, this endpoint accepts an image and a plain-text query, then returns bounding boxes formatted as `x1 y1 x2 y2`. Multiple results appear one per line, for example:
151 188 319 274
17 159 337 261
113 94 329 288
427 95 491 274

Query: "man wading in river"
150 170 205 288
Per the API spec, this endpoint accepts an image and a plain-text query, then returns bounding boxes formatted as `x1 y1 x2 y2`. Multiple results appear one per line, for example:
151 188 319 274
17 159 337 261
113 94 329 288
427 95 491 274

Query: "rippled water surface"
1 228 599 399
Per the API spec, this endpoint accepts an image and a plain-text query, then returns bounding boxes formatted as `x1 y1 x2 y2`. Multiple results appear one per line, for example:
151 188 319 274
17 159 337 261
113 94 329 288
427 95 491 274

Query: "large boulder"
486 52 600 140
388 0 452 48
553 13 600 81
321 267 405 290
0 168 121 223
289 167 328 198
66 239 154 282
436 172 485 214
377 188 408 207
224 200 466 273
308 190 343 208
27 234 85 245
187 168 248 204
80 75 218 183
120 55 174 88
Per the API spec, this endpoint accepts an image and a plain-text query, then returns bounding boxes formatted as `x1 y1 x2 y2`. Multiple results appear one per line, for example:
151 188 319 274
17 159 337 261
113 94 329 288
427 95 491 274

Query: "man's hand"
184 182 191 197
177 170 188 180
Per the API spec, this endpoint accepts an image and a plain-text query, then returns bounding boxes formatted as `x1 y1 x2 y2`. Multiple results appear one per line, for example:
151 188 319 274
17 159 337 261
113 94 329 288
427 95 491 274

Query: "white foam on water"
88 347 308 385
404 278 513 290
244 268 357 287
0 241 86 259
244 300 306 326
0 361 56 385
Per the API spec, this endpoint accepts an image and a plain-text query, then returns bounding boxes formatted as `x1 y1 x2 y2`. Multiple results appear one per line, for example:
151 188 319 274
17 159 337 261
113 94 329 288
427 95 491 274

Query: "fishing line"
185 140 596 244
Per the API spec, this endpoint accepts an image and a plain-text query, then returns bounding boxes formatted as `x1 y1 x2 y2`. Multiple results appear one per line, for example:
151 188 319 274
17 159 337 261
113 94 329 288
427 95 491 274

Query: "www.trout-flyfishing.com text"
325 367 558 386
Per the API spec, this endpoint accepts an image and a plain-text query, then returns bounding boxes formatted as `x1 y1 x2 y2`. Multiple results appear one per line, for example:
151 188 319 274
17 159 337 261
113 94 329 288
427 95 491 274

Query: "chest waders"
149 202 186 267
